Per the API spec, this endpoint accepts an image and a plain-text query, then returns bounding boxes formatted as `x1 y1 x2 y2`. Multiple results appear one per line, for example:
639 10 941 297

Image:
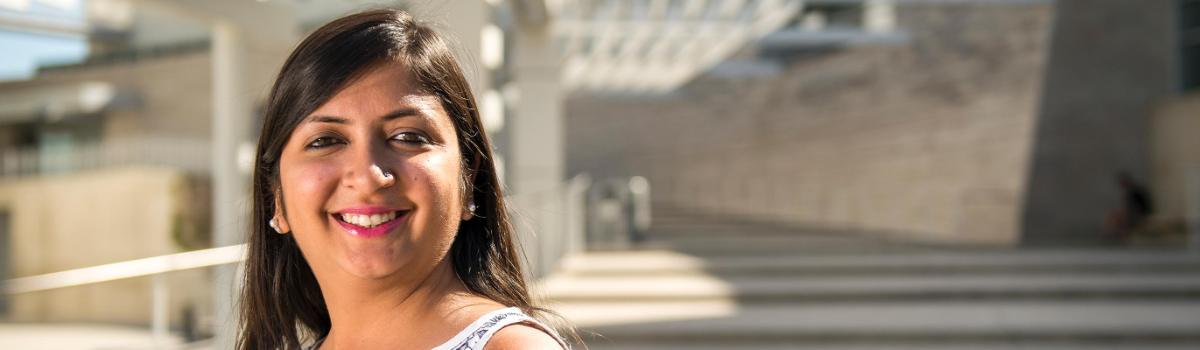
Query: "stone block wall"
1150 93 1200 231
566 4 1054 245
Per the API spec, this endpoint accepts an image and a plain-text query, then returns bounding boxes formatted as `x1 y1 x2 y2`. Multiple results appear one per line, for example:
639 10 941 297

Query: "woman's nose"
370 164 396 188
344 142 397 191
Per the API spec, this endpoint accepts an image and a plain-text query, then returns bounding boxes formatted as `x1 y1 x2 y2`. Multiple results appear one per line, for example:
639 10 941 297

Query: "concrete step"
540 272 1200 303
558 250 1200 277
555 210 1200 349
583 343 1200 350
631 237 933 256
635 212 941 255
646 224 821 236
558 301 1200 346
547 249 1200 348
646 223 859 236
645 212 863 235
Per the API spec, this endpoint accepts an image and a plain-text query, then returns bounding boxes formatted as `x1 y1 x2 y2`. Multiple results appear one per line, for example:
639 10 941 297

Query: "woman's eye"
391 132 431 145
306 136 344 149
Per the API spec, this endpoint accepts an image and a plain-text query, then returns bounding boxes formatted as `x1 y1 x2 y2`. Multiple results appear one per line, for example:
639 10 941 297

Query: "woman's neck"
318 258 480 349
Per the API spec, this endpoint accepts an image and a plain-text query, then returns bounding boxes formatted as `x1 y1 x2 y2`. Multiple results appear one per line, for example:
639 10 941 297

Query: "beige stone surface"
0 166 212 327
1150 93 1200 228
566 5 1053 245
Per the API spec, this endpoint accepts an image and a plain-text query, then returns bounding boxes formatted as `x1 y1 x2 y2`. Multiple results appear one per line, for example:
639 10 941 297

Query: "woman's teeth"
340 211 399 228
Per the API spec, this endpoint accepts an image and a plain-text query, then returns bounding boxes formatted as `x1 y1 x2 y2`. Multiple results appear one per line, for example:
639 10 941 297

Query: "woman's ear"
462 154 481 221
272 189 292 234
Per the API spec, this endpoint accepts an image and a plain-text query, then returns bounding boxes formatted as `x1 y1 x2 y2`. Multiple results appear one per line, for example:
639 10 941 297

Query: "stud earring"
463 201 478 220
269 218 284 234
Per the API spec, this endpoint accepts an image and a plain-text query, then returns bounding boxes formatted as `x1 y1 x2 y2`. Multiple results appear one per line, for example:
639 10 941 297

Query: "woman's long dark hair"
238 9 557 349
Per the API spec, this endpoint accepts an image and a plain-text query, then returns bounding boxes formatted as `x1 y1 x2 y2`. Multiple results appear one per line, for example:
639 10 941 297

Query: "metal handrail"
2 244 246 295
2 244 246 346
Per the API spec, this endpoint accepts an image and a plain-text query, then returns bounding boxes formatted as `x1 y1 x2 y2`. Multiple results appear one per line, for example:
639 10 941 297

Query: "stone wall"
566 4 1054 245
1020 0 1179 245
1150 92 1200 232
0 166 210 327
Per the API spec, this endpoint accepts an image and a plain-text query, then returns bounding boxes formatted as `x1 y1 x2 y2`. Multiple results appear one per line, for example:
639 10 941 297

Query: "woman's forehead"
305 64 449 126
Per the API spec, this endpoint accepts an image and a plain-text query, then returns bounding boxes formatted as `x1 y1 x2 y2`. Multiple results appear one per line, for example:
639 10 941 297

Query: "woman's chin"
338 245 413 280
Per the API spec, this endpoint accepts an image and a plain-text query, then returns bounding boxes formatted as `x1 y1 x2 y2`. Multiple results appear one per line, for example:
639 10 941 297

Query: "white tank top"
431 306 569 350
307 307 570 350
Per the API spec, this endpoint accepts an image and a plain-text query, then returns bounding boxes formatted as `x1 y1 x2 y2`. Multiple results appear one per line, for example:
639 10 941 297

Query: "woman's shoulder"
432 305 569 350
484 322 566 350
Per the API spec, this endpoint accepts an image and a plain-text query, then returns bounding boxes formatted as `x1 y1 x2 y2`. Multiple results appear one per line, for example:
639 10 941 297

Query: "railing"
1189 166 1200 249
585 176 653 250
1 244 246 347
0 136 211 178
511 173 652 276
509 174 593 279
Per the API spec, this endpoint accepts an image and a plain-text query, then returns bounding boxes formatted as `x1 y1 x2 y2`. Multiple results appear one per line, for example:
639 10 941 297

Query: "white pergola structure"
548 0 905 94
553 0 804 94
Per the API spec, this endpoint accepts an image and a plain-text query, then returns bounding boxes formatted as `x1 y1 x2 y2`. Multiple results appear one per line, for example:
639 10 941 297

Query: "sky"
0 0 89 81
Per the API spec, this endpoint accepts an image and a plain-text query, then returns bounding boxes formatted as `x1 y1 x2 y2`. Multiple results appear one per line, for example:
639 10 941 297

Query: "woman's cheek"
406 153 461 226
283 159 342 225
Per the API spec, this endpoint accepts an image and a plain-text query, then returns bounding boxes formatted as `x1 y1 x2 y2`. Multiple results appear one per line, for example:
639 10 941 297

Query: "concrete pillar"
421 1 507 181
864 0 896 33
511 23 565 277
210 20 250 350
428 1 492 101
510 24 563 195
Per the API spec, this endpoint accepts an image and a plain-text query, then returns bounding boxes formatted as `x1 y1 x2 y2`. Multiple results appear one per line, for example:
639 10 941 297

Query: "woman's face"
275 63 468 281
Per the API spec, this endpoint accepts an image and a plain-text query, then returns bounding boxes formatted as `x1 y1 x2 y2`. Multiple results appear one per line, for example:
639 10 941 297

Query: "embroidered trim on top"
448 310 523 350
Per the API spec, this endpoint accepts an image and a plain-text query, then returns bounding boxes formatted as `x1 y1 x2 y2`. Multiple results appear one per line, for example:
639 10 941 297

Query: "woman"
237 8 571 350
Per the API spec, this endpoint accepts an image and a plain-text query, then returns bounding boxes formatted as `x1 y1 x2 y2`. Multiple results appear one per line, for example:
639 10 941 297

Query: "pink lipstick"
332 206 409 238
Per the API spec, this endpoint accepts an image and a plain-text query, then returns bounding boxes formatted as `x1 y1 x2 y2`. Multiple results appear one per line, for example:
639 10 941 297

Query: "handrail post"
152 273 169 346
1189 166 1200 250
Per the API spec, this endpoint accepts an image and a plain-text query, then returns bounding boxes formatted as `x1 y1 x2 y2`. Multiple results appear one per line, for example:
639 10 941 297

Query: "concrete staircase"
537 211 1200 349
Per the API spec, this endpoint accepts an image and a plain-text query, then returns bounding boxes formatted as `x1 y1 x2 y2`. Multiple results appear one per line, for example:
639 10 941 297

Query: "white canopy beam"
553 0 805 94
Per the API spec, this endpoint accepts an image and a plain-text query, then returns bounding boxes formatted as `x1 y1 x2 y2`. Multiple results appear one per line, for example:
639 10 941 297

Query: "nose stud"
370 164 395 187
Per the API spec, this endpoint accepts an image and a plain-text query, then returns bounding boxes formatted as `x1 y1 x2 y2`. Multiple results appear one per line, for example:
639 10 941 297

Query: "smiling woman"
238 8 572 350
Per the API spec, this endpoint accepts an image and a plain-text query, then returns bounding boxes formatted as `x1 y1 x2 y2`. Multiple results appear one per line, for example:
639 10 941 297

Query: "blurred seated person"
1104 172 1153 243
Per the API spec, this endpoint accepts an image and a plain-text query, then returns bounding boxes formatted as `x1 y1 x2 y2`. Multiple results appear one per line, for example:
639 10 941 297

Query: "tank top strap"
432 306 570 350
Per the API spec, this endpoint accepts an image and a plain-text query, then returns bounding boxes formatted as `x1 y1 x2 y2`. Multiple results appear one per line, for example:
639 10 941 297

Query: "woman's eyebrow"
303 107 423 125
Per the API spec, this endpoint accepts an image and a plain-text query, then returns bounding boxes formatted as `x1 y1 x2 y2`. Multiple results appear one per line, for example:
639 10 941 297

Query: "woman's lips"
333 210 408 238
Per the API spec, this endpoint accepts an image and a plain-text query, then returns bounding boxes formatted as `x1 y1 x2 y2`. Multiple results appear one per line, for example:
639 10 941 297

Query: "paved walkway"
0 323 188 350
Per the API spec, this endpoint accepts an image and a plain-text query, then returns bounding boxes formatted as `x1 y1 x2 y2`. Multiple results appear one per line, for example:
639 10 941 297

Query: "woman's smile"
332 206 412 238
